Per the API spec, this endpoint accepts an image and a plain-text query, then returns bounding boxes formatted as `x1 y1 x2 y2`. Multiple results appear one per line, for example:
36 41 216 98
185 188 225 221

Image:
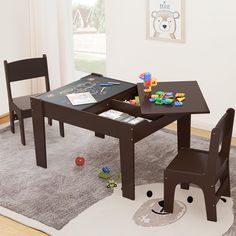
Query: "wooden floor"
0 119 235 235
0 215 48 236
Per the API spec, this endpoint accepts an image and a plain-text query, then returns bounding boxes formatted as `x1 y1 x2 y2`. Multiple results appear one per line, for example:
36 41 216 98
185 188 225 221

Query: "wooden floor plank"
0 215 48 236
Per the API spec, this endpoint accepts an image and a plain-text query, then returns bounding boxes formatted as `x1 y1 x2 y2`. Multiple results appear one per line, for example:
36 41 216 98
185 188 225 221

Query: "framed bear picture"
147 0 185 43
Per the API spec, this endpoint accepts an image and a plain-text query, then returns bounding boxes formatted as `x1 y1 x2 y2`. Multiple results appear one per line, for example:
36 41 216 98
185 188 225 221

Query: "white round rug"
57 183 234 236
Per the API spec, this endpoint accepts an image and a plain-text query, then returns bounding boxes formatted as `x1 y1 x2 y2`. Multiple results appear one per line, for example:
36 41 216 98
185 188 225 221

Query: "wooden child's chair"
4 55 64 145
164 108 235 221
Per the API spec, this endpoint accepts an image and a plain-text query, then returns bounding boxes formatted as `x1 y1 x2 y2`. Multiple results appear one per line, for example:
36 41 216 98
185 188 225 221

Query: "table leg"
59 122 65 137
95 132 105 139
177 114 191 190
119 131 135 200
31 98 47 168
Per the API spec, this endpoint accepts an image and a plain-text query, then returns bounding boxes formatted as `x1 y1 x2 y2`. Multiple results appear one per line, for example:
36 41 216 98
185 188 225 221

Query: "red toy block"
145 80 151 87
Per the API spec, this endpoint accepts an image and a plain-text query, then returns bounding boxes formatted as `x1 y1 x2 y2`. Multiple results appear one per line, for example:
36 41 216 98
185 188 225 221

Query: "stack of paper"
99 109 147 124
66 92 97 105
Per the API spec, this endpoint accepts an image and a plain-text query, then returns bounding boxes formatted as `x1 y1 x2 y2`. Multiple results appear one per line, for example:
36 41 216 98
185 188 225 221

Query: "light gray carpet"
0 119 236 234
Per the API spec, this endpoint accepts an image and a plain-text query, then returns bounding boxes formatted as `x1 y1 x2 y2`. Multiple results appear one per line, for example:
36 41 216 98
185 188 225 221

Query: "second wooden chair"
4 54 64 145
164 108 235 221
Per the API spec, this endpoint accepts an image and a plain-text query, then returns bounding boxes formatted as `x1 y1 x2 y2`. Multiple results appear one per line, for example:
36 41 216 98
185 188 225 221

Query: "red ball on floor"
75 156 85 166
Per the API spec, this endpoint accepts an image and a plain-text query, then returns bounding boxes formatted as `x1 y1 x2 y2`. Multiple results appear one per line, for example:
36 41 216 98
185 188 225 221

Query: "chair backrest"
207 108 235 176
4 54 50 101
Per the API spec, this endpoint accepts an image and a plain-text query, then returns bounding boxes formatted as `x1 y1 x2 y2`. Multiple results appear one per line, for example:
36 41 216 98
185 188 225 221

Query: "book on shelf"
99 109 149 124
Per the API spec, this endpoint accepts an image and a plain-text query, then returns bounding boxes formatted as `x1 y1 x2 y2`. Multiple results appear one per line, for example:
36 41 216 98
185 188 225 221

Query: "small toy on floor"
75 156 85 166
106 179 118 188
102 166 110 173
98 166 119 188
98 166 111 179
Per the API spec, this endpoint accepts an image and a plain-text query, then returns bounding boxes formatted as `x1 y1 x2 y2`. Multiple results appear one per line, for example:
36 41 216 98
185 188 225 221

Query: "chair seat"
13 94 40 111
166 148 227 176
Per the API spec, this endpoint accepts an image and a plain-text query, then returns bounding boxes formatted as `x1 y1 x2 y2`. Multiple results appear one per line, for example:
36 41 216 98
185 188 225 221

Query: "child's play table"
31 73 209 200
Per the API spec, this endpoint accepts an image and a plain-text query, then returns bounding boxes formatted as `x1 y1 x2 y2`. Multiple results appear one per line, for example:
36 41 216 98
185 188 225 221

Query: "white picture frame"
147 0 185 43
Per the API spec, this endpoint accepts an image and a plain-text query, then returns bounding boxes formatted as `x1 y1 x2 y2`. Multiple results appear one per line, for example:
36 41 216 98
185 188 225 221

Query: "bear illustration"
58 183 234 236
151 10 180 39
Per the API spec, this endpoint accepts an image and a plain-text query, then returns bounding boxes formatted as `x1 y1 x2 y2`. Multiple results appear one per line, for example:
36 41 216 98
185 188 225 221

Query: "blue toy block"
144 72 151 81
174 101 183 107
166 92 173 97
149 98 156 102
102 166 110 174
163 98 173 105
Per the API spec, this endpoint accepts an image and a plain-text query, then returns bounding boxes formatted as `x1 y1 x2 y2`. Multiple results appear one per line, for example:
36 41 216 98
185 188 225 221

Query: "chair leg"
9 110 15 133
59 122 64 137
220 163 231 197
181 183 190 190
95 132 105 139
18 115 26 146
164 175 177 213
203 186 217 222
48 118 52 126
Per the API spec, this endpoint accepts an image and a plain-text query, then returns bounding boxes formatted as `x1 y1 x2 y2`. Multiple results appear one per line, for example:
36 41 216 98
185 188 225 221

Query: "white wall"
106 0 236 136
0 0 31 115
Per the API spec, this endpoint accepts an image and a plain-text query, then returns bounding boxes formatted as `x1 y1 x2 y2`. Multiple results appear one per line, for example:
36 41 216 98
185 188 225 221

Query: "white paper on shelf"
99 109 146 125
66 92 97 105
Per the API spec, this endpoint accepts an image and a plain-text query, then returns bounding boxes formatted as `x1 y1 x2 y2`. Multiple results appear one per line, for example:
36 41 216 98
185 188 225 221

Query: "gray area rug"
0 120 236 234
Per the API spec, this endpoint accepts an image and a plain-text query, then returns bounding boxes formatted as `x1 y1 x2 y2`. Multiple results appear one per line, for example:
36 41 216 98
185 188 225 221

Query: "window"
72 0 106 75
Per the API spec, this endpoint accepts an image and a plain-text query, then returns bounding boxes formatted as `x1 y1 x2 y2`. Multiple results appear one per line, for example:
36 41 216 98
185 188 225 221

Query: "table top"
137 81 210 115
37 74 136 111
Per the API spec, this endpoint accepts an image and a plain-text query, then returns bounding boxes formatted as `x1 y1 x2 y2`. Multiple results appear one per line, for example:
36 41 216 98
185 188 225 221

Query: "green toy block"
155 98 163 105
156 91 164 96
98 172 110 179
165 98 174 104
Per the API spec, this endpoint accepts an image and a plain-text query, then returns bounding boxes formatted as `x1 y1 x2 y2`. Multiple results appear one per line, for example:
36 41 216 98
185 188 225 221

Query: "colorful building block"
166 92 174 97
174 101 183 107
175 93 185 98
177 97 186 102
163 98 174 105
155 98 163 105
149 98 156 102
156 91 164 96
98 172 110 179
102 166 110 174
139 72 157 93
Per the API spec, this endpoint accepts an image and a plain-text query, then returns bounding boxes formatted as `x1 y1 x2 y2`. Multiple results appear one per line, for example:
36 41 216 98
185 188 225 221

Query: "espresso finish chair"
164 108 235 221
4 55 64 145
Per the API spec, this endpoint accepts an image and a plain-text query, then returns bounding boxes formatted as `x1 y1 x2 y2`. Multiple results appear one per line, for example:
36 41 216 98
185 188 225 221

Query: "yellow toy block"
151 94 159 98
177 97 186 102
144 88 152 93
175 93 185 98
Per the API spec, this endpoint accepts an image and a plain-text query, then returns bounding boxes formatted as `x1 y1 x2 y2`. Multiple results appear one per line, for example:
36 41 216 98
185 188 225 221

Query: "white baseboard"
191 120 236 138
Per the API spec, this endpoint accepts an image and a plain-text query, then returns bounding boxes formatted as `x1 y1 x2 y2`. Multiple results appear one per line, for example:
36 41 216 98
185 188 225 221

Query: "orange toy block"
129 100 136 105
151 78 157 86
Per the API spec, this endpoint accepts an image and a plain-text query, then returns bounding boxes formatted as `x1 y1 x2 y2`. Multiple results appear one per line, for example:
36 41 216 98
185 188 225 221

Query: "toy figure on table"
139 72 157 93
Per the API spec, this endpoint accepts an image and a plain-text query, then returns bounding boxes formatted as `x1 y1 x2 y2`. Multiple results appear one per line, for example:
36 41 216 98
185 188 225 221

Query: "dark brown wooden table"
31 74 210 200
